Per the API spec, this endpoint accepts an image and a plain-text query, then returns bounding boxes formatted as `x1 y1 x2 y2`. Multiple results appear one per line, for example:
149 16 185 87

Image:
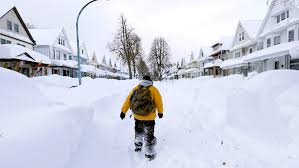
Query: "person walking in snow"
120 75 163 160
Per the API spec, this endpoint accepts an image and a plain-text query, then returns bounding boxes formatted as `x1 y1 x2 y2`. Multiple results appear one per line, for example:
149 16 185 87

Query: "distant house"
222 20 262 76
198 47 213 76
0 7 50 77
204 37 233 77
222 0 299 76
30 28 77 77
70 42 89 65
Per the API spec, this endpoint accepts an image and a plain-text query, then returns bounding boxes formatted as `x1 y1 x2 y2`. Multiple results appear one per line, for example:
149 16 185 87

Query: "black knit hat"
142 75 152 81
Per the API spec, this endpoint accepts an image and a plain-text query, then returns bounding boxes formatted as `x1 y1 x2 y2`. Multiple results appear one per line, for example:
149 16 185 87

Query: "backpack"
130 85 156 116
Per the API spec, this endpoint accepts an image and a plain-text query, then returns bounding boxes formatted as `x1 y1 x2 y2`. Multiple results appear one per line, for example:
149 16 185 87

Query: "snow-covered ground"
0 67 299 168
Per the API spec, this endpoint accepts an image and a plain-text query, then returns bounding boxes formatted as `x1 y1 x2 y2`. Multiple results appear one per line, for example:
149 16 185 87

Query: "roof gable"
231 20 262 48
0 7 35 45
30 27 73 53
258 0 299 37
90 52 99 64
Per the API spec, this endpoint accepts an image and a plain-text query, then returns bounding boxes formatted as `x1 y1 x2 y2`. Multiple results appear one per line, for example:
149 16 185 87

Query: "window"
288 30 295 42
82 49 84 54
69 56 72 60
64 54 67 60
258 41 264 50
277 15 281 23
281 12 286 21
56 50 61 60
58 38 61 45
275 61 279 70
267 38 271 48
13 23 19 33
53 49 56 59
1 39 6 44
234 51 241 58
274 36 281 45
7 20 12 30
0 39 11 44
287 10 289 18
239 32 245 42
249 48 253 54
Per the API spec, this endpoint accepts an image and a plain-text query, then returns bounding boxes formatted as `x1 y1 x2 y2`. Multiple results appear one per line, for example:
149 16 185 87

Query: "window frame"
56 50 61 60
234 51 241 58
274 36 281 45
249 48 253 54
13 23 19 33
7 20 12 30
267 38 271 48
288 29 295 42
281 12 286 21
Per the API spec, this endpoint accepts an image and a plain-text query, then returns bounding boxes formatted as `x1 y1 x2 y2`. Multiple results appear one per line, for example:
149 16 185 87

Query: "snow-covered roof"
240 20 263 39
199 56 213 62
81 64 96 73
221 57 245 69
244 41 299 62
221 41 299 69
203 59 223 69
210 36 233 56
30 28 61 46
51 60 78 68
230 40 256 51
0 44 51 64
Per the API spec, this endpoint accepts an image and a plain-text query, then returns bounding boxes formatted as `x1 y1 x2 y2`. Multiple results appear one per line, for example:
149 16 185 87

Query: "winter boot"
134 142 142 152
144 137 156 160
145 153 156 161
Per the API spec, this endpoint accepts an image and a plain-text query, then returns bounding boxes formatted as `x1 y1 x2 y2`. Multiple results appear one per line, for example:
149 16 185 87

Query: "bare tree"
137 57 149 78
129 33 143 78
148 37 171 81
109 15 137 79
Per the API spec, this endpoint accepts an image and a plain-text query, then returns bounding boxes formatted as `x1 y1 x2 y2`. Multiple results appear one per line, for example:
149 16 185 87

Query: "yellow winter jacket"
121 85 163 121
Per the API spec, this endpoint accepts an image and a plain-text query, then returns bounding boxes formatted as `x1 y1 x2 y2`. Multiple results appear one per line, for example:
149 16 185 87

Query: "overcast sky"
0 0 269 63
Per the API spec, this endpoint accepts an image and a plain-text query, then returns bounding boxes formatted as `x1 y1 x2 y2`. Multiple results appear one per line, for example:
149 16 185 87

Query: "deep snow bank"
0 67 49 113
0 68 95 168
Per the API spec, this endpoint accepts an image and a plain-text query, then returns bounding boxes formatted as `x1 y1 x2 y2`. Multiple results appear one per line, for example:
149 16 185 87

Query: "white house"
0 7 51 77
70 41 89 65
204 36 233 77
222 0 299 76
222 20 263 75
198 47 213 76
30 28 78 77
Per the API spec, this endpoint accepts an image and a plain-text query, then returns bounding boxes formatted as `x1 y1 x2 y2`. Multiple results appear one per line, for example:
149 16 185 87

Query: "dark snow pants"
134 119 156 154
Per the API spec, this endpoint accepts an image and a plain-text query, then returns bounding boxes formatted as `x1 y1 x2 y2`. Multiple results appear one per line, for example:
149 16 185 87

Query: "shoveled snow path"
63 77 293 168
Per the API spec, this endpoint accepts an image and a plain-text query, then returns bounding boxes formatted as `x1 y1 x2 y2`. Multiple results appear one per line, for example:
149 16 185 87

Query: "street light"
76 0 108 85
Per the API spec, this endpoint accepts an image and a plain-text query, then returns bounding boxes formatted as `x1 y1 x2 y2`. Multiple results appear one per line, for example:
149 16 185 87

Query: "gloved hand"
120 112 126 120
158 113 163 119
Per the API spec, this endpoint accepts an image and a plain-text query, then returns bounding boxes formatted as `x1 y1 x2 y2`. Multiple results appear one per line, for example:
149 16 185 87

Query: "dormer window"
13 24 19 33
239 32 245 42
7 20 12 30
58 38 65 46
281 12 286 21
277 10 289 23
